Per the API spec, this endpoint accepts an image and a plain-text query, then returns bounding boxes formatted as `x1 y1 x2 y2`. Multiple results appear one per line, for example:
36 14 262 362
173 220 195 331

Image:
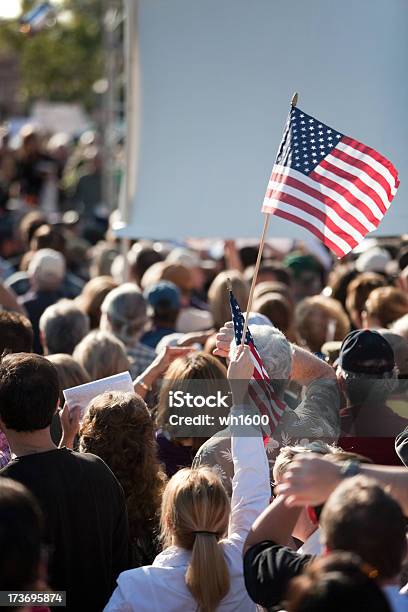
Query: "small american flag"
229 289 286 437
262 106 399 257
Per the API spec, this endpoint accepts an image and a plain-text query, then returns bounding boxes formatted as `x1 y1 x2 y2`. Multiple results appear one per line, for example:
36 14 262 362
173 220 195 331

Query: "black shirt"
17 153 56 199
1 448 130 611
156 431 195 477
243 540 312 610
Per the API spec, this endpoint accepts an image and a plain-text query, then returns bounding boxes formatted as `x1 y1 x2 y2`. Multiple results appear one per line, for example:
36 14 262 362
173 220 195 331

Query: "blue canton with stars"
229 290 253 346
275 106 344 176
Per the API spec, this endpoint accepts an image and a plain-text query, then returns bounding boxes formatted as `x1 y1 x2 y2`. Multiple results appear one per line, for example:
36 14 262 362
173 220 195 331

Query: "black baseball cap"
144 281 181 310
338 329 395 375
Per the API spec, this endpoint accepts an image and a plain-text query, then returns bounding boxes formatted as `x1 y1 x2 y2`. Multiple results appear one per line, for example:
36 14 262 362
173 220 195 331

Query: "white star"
328 142 334 147
318 131 324 135
318 124 323 128
311 145 316 150
319 138 324 142
300 120 305 125
300 114 304 118
336 134 341 139
310 139 316 143
309 118 314 123
303 147 307 151
303 153 308 158
319 144 325 149
295 163 300 167
327 129 332 134
327 136 333 141
312 152 317 157
308 125 314 131
301 127 306 131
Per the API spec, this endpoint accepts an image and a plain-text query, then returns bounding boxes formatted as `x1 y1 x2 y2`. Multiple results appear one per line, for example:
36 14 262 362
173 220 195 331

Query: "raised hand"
134 345 195 398
153 345 194 375
59 403 81 449
213 321 234 358
275 453 342 507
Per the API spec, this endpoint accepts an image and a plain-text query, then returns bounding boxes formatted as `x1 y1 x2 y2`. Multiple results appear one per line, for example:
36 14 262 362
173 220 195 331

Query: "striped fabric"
229 289 286 437
262 106 399 257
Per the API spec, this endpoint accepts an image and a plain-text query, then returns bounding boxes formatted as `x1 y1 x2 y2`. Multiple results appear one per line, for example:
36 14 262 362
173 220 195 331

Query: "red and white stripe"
262 136 399 258
248 340 286 433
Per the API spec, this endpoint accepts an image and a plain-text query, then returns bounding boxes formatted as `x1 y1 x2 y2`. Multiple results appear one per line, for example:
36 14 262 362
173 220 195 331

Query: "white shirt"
297 528 322 556
104 408 270 611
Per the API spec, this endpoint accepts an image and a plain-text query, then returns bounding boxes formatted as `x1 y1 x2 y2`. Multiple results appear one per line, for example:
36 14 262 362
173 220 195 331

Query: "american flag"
229 289 286 437
262 106 399 257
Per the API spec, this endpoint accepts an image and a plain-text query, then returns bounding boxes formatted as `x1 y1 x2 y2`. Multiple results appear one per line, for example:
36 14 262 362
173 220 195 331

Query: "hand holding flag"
229 288 286 437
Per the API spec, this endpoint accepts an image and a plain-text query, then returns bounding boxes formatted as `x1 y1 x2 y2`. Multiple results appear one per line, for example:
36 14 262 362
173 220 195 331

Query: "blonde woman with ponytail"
105 345 270 611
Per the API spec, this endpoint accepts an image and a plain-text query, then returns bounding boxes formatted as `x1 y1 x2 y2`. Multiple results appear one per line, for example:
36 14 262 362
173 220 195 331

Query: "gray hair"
100 283 147 347
28 248 65 291
40 299 90 355
230 323 292 380
73 330 130 380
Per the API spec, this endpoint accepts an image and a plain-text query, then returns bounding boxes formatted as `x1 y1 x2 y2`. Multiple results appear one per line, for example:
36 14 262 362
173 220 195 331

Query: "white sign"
31 101 90 136
116 0 408 241
63 371 134 418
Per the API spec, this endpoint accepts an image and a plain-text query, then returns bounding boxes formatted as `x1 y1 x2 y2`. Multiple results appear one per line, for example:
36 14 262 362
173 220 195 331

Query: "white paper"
63 371 134 418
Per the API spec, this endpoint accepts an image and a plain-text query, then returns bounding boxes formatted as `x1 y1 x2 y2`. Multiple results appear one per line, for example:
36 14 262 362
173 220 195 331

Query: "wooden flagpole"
240 212 270 344
240 92 298 345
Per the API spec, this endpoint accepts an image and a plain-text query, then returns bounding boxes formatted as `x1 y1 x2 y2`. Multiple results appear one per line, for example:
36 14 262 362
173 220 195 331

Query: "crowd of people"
0 125 407 611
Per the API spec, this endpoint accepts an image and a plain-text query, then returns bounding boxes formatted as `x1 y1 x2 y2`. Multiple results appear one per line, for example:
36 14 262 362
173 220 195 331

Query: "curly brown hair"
79 391 166 543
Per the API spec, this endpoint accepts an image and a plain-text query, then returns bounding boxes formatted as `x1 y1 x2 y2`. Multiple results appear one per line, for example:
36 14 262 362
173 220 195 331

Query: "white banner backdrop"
116 0 408 241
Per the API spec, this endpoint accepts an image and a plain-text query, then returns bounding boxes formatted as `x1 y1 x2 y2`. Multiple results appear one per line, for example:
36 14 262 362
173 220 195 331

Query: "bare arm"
243 495 301 556
0 283 26 314
224 239 243 272
357 464 408 514
276 454 408 515
290 345 336 386
133 346 194 399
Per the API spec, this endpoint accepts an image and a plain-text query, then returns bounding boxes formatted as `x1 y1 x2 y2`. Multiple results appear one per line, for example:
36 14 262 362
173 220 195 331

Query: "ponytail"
161 467 231 611
185 533 230 612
